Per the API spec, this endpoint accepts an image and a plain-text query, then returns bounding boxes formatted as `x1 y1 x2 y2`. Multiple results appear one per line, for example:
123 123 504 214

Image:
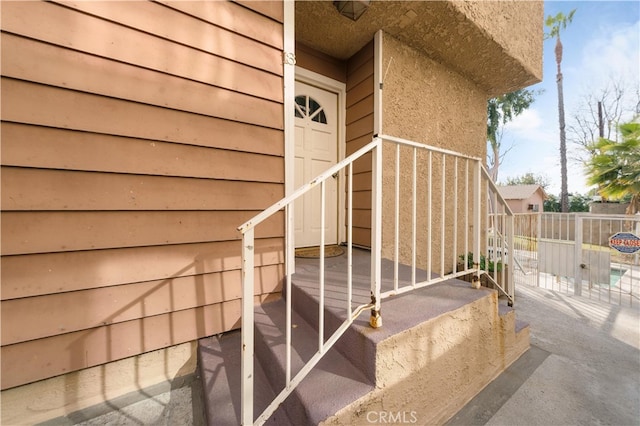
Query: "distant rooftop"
497 184 547 200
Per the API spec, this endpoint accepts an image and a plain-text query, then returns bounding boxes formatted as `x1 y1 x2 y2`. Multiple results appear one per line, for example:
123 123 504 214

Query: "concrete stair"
197 332 293 425
254 300 373 424
197 297 373 425
198 251 530 425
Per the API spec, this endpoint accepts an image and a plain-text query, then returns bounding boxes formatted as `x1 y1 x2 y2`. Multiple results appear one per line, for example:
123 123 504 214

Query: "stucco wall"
527 192 545 212
381 34 486 155
380 33 487 273
507 192 544 213
296 1 543 97
322 290 529 425
590 202 630 215
452 1 543 87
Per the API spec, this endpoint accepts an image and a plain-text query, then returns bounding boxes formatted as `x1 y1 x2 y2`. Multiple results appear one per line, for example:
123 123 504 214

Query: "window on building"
294 95 327 124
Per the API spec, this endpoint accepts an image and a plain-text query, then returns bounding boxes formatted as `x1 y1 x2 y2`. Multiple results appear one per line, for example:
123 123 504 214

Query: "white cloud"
503 108 557 147
495 13 638 196
576 19 640 101
504 108 542 133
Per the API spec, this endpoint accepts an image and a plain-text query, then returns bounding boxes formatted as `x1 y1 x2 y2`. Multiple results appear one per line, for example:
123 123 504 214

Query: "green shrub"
459 252 503 272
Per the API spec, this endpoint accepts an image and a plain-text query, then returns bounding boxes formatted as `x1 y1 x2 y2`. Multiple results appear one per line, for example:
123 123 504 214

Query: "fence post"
241 229 255 425
370 139 382 328
536 213 542 287
635 213 640 266
574 215 583 296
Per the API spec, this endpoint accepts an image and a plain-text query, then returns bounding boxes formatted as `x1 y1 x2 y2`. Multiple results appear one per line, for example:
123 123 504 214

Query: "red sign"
609 232 640 254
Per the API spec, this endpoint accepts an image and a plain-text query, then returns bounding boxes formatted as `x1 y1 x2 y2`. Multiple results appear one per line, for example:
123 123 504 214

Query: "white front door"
294 81 338 248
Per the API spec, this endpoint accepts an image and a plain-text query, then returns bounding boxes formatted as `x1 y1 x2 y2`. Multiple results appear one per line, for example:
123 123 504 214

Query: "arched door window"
294 95 327 124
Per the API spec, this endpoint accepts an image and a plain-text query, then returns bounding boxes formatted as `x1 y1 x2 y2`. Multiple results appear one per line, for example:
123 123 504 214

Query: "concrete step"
292 276 520 384
513 318 531 362
289 274 532 425
290 279 376 384
515 318 529 334
197 332 293 425
254 298 373 425
199 247 531 425
497 302 531 365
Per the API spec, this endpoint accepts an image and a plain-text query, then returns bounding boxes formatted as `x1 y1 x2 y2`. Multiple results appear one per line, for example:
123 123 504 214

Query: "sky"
496 0 640 197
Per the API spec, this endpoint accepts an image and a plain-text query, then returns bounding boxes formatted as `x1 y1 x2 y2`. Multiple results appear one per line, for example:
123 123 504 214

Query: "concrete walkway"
449 284 640 426
62 284 639 425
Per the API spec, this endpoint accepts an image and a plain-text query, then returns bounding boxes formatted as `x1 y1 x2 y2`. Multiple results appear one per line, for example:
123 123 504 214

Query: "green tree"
487 89 538 181
544 194 560 212
503 172 550 191
585 121 640 214
545 9 576 213
569 79 640 201
543 193 590 212
568 193 591 212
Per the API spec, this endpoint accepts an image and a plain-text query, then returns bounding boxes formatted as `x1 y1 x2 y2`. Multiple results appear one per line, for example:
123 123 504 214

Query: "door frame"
293 67 347 244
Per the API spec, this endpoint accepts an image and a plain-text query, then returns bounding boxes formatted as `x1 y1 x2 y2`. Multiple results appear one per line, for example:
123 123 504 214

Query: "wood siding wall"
346 41 374 247
0 0 285 390
296 43 347 84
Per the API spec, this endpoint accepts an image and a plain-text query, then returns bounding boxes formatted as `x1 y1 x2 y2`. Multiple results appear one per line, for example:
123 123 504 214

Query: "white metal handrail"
483 167 515 304
379 134 484 299
237 134 515 425
238 138 382 425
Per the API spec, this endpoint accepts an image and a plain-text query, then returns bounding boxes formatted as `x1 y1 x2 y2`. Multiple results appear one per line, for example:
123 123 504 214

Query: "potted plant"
458 252 505 289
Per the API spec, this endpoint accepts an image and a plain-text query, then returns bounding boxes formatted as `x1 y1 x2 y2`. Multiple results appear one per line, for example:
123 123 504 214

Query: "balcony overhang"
295 1 543 96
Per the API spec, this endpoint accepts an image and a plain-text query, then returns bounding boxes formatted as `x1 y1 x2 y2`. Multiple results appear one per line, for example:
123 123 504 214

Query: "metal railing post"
319 181 326 352
440 155 446 278
394 144 400 292
240 228 254 425
370 139 382 328
507 214 515 301
285 204 293 388
412 147 417 287
472 160 482 287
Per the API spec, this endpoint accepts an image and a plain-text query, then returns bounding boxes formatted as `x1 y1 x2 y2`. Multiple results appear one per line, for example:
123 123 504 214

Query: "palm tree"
585 121 640 215
545 9 576 212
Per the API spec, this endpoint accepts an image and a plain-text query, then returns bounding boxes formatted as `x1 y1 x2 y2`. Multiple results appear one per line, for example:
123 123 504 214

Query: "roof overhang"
295 1 543 96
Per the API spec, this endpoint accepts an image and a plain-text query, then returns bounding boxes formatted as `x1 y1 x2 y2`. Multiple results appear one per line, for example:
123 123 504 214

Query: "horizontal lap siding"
296 43 347 84
346 41 374 247
0 0 284 390
2 168 283 211
2 263 284 346
2 80 282 155
1 300 243 389
1 211 284 255
1 239 285 301
1 123 283 182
